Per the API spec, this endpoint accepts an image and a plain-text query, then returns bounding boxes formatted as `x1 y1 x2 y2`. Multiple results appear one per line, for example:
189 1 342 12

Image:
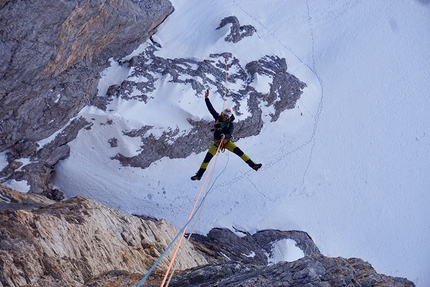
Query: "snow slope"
7 0 428 285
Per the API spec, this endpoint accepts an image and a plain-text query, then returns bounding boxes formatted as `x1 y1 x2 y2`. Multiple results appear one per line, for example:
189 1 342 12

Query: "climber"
191 89 262 181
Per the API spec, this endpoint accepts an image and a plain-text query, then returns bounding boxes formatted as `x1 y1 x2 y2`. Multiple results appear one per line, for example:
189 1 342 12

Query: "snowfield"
3 0 429 285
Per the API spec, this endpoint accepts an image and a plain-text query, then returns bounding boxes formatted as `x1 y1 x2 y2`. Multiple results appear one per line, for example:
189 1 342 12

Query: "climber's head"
221 108 232 121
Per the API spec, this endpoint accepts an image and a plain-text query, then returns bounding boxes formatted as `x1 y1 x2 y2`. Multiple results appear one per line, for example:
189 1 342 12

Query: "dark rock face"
0 0 173 151
0 0 174 196
142 227 415 287
188 228 320 266
168 255 416 287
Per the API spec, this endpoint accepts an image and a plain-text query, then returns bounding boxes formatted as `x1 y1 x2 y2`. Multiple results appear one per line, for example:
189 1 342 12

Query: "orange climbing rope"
223 57 229 110
159 135 225 287
160 58 230 287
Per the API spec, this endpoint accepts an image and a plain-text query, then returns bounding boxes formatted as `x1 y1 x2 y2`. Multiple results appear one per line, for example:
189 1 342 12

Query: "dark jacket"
205 98 235 141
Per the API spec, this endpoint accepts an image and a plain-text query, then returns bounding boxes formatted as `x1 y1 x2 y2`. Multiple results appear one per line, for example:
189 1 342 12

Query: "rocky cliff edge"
0 184 415 287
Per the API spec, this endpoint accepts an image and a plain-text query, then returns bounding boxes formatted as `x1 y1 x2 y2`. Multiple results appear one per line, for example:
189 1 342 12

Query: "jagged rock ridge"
0 184 416 287
167 255 416 287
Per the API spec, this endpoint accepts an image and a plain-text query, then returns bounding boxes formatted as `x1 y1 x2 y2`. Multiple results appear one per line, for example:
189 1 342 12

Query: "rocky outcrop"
167 255 415 287
0 184 207 287
0 0 174 196
0 117 90 198
188 228 320 266
0 184 416 286
168 228 414 287
0 0 173 151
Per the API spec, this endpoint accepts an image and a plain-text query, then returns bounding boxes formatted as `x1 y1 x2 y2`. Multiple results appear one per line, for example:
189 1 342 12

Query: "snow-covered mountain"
4 0 429 285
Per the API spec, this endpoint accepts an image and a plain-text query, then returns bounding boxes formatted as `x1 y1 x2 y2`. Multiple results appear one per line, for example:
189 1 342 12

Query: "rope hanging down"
223 57 228 110
136 136 226 287
162 61 230 285
138 59 231 286
164 152 230 286
159 135 225 287
136 142 226 287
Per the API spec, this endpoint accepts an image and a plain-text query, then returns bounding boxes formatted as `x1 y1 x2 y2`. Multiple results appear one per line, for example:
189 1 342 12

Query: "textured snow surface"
35 0 430 285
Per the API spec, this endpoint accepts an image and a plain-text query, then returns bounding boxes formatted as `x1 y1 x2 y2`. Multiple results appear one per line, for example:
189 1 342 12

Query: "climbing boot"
246 160 262 171
252 163 262 171
190 175 201 181
191 168 205 181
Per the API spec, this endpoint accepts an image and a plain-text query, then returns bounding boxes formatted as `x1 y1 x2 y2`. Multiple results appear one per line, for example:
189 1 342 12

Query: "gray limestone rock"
216 16 257 43
167 255 415 287
0 184 207 287
0 0 174 196
0 0 173 151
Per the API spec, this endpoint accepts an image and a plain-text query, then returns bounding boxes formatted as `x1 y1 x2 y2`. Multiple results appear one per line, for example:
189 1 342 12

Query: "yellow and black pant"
195 140 256 177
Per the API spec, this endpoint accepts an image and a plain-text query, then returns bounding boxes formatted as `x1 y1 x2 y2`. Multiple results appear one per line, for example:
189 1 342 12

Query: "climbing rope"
159 135 225 287
164 152 230 287
223 57 228 110
138 62 231 285
164 64 231 284
136 136 227 287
